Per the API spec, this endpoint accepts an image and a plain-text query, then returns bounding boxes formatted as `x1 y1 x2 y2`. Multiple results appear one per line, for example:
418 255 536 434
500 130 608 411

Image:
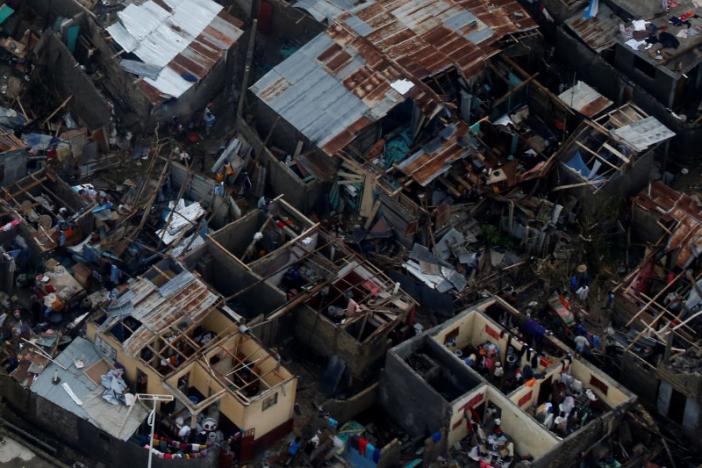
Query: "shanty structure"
380 296 636 467
1 169 94 255
251 0 537 157
0 129 27 186
79 0 244 123
614 181 702 440
87 257 297 451
554 103 674 208
196 197 416 380
30 337 150 441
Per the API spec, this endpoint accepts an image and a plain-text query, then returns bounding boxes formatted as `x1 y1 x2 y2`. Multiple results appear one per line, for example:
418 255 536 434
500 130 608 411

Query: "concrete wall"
211 210 264 258
151 49 237 124
0 373 217 468
322 383 378 424
613 44 678 108
485 386 559 461
535 413 613 468
618 354 659 405
83 18 151 126
447 385 486 446
184 241 287 319
36 33 111 130
379 342 452 438
555 25 702 163
238 119 324 213
0 150 27 186
293 304 391 381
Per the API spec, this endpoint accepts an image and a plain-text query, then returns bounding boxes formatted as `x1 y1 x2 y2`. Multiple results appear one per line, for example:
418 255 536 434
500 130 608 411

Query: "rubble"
0 0 698 467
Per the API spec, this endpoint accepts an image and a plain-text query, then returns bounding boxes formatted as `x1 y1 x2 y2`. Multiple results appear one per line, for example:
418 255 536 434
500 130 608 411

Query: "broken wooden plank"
364 200 381 230
42 95 73 127
360 174 376 217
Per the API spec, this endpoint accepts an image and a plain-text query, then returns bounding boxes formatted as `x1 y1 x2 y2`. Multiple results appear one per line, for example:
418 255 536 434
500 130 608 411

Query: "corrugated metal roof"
251 33 423 155
565 2 620 52
632 181 702 268
103 271 219 356
30 337 149 441
293 0 359 22
397 122 473 186
106 0 243 103
252 0 534 156
611 116 675 152
558 80 612 117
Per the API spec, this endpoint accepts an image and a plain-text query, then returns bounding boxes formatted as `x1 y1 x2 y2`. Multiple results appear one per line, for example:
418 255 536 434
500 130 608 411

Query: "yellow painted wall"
570 359 630 408
240 378 297 439
448 385 487 447
485 387 558 459
200 309 237 336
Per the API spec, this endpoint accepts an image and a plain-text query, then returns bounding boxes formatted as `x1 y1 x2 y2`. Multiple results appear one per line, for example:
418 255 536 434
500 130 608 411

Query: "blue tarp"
565 150 591 178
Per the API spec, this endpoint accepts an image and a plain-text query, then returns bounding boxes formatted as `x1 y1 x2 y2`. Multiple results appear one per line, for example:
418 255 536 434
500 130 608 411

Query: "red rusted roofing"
633 181 702 268
397 121 472 186
334 0 537 81
137 10 244 105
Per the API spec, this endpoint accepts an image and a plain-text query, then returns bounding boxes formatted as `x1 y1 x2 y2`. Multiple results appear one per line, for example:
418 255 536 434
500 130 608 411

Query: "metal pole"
147 400 156 468
236 19 258 125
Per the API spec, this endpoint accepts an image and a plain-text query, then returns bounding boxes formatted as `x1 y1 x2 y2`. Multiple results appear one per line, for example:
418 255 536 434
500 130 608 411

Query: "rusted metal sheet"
253 0 535 157
398 122 472 186
122 272 220 356
565 3 619 52
107 3 243 105
632 181 702 268
338 0 537 80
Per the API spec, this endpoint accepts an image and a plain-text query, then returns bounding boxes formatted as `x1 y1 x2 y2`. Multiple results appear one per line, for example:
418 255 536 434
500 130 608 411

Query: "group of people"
534 370 601 437
465 404 516 467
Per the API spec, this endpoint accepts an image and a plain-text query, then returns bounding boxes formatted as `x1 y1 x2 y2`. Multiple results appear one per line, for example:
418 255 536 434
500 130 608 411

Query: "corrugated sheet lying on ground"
252 0 535 156
106 0 243 103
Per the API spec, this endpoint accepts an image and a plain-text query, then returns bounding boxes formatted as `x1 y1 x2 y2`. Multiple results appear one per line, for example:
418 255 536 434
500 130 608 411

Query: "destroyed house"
87 258 297 452
83 0 244 122
558 0 702 135
250 0 537 159
209 197 317 267
0 128 27 186
328 55 593 256
554 103 674 209
610 0 702 111
614 181 702 440
206 197 416 380
25 337 165 467
1 168 93 255
381 296 636 467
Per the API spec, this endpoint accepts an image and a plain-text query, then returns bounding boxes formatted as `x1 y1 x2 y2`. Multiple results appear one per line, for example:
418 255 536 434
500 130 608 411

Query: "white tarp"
155 199 206 245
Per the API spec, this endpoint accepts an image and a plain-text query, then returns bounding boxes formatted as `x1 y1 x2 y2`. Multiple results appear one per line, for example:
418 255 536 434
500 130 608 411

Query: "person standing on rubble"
203 105 216 136
574 333 590 356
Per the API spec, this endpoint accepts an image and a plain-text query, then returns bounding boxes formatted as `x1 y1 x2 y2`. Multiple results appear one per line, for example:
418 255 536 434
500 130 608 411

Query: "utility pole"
236 19 258 127
137 393 174 468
